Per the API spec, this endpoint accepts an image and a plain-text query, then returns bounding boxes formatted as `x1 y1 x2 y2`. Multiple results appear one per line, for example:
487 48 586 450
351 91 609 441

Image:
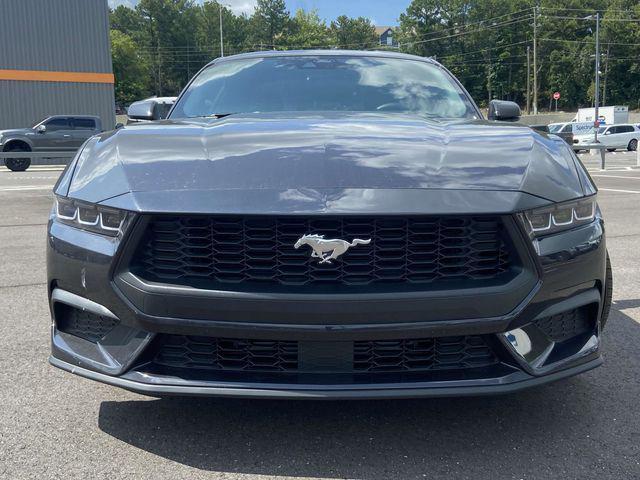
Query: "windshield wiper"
186 113 237 120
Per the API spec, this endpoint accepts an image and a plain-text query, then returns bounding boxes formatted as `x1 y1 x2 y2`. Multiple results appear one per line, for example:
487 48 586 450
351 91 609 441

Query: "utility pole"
594 12 601 142
157 36 162 96
219 2 224 57
532 6 538 115
526 45 531 115
582 12 602 140
602 43 610 107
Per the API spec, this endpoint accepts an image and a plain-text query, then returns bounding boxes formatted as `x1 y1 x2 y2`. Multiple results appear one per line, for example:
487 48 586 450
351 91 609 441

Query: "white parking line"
591 175 640 180
598 188 640 194
0 167 65 173
0 185 54 192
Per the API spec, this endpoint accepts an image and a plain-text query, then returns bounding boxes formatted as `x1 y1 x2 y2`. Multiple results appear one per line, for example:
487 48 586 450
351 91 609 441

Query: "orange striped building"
0 0 115 130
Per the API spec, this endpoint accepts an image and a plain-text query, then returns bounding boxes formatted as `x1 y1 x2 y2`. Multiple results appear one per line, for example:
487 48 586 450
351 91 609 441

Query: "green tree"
110 30 151 105
197 1 252 57
288 9 330 48
135 0 200 95
330 15 377 49
251 0 290 47
110 5 144 38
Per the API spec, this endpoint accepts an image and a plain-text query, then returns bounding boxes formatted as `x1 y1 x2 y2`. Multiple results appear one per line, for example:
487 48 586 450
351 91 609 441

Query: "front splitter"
49 355 602 400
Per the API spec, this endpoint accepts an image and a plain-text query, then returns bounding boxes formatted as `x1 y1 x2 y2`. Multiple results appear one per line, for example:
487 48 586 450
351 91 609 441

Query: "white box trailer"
573 106 629 125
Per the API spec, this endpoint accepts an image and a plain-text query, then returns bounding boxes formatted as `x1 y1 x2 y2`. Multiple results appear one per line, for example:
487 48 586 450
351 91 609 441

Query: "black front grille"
354 336 499 372
535 307 594 343
153 335 499 374
55 304 119 343
132 215 513 291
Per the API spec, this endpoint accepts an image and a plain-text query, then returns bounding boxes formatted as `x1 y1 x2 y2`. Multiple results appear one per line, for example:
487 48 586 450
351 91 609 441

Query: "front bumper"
47 213 608 399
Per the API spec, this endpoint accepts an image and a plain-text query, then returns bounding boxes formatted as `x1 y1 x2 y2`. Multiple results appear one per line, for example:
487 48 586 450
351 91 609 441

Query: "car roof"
47 115 100 120
206 49 439 68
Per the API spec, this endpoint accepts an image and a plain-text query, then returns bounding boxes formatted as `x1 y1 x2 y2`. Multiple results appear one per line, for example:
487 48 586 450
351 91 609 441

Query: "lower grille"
155 336 299 372
354 336 499 372
535 307 594 343
153 335 499 374
55 304 119 343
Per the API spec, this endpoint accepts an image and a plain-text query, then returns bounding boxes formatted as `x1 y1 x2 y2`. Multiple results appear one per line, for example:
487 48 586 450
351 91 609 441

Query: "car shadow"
97 304 640 479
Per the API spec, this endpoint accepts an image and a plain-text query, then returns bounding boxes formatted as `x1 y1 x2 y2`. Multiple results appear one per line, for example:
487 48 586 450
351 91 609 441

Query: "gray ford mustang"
47 50 611 399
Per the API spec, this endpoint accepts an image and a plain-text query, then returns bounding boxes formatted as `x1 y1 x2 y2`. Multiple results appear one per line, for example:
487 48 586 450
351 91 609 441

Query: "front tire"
628 139 638 151
4 144 31 171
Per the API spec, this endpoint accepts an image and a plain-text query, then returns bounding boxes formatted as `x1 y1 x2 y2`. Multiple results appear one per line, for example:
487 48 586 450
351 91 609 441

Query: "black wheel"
601 252 613 330
628 139 638 151
607 148 616 152
4 144 31 171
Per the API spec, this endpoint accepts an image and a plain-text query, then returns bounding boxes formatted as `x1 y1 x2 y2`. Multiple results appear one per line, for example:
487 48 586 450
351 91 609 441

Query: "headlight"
54 196 132 237
520 196 597 237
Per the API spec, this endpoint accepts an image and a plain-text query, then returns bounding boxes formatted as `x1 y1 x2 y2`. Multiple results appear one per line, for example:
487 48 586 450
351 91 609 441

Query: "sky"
107 0 412 26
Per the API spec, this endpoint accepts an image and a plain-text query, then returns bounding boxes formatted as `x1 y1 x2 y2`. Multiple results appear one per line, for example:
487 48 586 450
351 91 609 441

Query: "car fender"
1 133 34 151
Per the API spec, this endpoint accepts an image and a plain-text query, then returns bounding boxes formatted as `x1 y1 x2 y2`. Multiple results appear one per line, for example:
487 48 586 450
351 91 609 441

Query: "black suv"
47 51 611 398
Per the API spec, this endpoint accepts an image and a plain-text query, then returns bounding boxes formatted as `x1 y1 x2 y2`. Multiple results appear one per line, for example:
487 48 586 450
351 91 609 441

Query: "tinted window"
73 118 96 130
45 118 71 131
171 56 478 120
617 126 633 133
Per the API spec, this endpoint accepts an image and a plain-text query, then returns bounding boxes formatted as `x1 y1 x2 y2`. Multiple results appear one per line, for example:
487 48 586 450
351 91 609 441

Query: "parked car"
546 122 574 145
0 115 102 171
573 124 639 152
48 50 611 399
530 124 549 133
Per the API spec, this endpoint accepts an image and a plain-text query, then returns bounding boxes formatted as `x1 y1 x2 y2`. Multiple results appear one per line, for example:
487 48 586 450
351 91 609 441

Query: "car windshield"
170 55 478 120
548 124 563 133
598 127 607 134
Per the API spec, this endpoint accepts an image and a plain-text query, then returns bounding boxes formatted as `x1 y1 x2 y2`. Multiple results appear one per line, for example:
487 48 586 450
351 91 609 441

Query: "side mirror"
604 130 611 135
127 99 174 121
36 124 47 134
114 123 124 130
488 100 521 122
127 100 156 121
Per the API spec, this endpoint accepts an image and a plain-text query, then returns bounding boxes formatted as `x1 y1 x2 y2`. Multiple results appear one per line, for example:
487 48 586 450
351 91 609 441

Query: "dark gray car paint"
59 112 585 211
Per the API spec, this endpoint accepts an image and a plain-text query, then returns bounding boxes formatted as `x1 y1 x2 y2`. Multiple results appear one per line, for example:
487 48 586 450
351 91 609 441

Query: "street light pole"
219 3 224 57
594 12 600 142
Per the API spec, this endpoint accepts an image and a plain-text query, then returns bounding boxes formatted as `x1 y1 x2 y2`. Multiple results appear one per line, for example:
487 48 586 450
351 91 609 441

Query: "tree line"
110 0 379 105
110 0 640 112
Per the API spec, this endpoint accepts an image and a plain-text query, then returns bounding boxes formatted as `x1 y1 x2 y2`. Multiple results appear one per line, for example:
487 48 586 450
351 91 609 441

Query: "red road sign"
553 92 561 100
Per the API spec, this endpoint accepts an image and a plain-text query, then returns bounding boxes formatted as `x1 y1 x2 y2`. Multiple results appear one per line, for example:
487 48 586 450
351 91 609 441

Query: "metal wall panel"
0 0 115 130
0 81 115 130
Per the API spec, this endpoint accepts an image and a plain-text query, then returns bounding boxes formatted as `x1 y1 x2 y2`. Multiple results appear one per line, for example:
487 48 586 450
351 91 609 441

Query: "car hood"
62 113 586 212
0 128 29 138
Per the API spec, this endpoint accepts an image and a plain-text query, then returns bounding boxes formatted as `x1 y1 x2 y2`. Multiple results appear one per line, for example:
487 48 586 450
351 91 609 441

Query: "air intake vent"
534 307 594 343
55 304 119 343
354 336 499 372
153 335 499 374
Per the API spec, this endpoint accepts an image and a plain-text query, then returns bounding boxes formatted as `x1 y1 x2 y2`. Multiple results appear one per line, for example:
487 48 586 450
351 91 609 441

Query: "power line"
402 15 533 48
435 41 530 60
539 38 640 47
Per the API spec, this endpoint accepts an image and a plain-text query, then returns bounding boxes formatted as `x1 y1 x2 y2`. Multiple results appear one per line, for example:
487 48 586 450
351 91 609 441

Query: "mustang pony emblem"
294 234 371 264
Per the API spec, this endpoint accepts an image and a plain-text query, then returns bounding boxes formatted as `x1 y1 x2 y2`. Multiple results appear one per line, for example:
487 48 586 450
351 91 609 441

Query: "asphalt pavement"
1 154 639 479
